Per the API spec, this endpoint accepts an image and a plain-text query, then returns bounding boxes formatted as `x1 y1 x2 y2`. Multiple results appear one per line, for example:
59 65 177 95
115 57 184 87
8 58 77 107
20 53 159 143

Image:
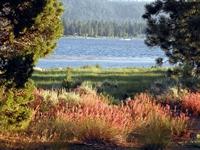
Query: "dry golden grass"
0 90 190 149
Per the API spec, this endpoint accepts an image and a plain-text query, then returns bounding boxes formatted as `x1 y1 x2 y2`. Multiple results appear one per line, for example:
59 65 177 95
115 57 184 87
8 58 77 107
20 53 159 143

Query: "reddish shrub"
182 92 200 116
28 91 188 147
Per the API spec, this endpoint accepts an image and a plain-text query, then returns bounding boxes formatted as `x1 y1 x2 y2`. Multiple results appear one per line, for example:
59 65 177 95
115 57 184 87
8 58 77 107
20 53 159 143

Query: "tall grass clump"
126 93 188 150
53 93 133 145
182 92 200 116
34 89 81 112
28 90 188 149
30 89 133 145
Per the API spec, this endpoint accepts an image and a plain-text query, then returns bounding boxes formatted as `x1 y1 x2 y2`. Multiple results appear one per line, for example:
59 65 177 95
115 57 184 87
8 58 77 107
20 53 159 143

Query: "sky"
109 0 153 1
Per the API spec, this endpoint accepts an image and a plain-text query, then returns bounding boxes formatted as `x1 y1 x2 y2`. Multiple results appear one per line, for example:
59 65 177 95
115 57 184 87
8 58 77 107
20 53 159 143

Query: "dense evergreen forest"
63 20 146 37
62 0 147 37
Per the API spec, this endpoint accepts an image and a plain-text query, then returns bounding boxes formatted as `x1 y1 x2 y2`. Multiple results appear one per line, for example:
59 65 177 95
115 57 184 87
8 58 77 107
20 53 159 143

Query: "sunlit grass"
32 67 166 99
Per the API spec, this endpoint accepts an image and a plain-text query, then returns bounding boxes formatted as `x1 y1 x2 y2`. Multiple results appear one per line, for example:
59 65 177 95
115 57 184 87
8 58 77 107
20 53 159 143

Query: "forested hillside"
62 0 146 22
62 0 147 37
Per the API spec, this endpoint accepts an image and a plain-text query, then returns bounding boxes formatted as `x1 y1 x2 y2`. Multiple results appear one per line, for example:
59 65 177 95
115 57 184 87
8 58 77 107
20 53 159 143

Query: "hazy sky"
110 0 154 1
109 0 150 1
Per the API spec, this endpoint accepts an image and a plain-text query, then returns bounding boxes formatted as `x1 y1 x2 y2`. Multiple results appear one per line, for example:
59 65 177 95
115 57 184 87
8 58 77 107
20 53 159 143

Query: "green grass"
32 66 167 99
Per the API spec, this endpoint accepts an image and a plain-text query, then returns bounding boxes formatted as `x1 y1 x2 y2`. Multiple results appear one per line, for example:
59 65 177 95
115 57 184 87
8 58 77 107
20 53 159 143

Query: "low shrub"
182 92 200 116
72 117 124 145
78 81 95 94
28 91 188 148
35 89 81 111
99 93 119 105
29 118 75 142
0 80 35 131
81 65 102 70
59 91 80 105
126 93 188 149
62 68 82 90
150 78 188 102
96 80 118 94
30 89 133 145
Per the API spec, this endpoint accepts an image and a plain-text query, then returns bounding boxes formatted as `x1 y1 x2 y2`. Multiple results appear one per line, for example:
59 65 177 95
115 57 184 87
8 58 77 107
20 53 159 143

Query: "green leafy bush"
62 68 82 90
0 80 35 131
168 66 200 91
96 80 118 94
150 78 188 101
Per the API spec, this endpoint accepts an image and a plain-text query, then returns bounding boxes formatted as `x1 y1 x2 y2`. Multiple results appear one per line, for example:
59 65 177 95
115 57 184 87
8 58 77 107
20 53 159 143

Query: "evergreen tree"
0 0 63 88
143 0 200 76
0 0 63 130
63 20 146 38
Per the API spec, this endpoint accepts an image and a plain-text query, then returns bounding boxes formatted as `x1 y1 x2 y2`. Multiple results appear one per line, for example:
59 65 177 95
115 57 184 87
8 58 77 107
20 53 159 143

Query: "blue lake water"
37 37 166 68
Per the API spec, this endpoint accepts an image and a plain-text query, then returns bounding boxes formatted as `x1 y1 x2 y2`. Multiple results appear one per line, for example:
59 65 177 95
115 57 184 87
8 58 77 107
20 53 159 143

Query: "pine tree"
0 0 63 130
143 0 200 76
0 0 63 88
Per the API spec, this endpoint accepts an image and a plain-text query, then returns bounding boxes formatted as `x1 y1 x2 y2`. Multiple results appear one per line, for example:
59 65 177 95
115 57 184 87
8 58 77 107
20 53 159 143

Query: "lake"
37 37 166 68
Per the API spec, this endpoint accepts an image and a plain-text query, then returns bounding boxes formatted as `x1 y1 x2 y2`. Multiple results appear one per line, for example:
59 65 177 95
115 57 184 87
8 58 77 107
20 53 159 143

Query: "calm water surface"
37 37 166 68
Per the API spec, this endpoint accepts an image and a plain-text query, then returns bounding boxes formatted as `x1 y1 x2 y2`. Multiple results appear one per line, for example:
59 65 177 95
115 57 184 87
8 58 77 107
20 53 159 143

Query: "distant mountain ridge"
61 0 146 22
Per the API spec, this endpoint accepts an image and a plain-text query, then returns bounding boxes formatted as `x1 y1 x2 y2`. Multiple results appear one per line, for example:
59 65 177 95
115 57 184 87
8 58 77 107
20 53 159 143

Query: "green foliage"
0 0 63 88
96 80 118 93
58 92 80 105
33 67 166 99
0 0 63 132
143 1 200 77
0 80 35 131
63 20 145 37
62 68 82 90
0 54 34 88
135 112 172 150
62 0 145 22
62 0 146 37
150 78 188 102
167 66 200 91
38 89 81 111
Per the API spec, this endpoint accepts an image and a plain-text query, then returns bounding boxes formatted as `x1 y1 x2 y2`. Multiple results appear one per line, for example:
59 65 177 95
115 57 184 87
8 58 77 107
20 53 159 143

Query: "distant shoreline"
62 35 145 40
37 37 165 69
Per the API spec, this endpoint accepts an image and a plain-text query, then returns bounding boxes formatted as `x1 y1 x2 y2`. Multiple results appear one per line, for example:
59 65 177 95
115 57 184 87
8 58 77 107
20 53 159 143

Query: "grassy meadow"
2 66 200 150
32 66 166 99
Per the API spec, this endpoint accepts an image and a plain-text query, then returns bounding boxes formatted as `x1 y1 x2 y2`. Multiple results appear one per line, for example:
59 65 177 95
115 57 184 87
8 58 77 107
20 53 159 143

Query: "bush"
180 77 200 92
58 91 80 105
30 89 133 145
29 91 188 148
150 78 188 102
55 103 132 145
74 81 96 95
96 80 118 96
35 89 81 111
36 90 59 112
62 68 82 90
29 118 74 142
134 111 172 150
132 111 187 150
0 80 35 131
97 80 118 91
81 65 102 70
126 93 188 149
182 92 200 116
73 118 123 145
